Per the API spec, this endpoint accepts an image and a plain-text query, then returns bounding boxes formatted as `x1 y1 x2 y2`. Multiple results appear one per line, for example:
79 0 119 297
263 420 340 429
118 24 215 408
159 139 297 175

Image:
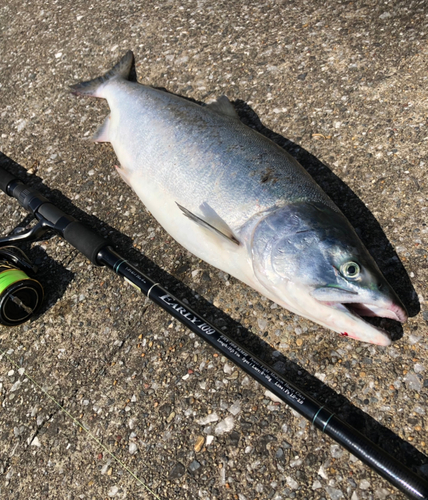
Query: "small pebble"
223 363 234 374
194 435 205 452
214 416 234 435
318 465 328 480
359 479 370 490
264 390 282 403
255 483 264 493
197 413 219 425
228 401 241 415
404 372 422 392
374 488 391 499
101 460 112 474
330 444 344 458
30 436 41 447
257 318 268 330
326 486 344 499
169 462 185 479
108 486 119 497
10 380 21 392
286 476 299 490
188 460 201 473
167 412 175 423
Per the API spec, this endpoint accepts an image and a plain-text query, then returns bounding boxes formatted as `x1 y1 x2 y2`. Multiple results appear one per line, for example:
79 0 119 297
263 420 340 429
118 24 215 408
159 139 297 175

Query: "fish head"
250 202 407 345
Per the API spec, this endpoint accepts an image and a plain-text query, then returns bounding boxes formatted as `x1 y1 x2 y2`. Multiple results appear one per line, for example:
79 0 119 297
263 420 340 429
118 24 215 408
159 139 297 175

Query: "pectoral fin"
176 202 240 245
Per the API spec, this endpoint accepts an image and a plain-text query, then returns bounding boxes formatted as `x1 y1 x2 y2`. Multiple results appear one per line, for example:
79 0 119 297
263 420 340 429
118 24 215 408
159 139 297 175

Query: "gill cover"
251 202 348 289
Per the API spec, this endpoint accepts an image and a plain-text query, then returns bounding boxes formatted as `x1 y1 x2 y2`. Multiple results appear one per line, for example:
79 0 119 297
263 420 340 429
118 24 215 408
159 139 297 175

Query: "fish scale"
71 50 408 345
105 79 336 225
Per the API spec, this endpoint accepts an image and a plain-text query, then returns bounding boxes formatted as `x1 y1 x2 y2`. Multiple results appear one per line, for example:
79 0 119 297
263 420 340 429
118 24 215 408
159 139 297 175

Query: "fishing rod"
0 165 427 500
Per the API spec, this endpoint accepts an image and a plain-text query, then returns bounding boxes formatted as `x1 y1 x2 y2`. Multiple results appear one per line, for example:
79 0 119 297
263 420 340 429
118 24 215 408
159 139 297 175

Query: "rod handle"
0 167 19 194
0 166 109 265
63 221 108 265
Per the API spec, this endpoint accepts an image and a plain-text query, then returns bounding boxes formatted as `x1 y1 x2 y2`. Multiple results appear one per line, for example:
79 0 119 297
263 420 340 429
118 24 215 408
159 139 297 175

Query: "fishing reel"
0 166 108 327
0 244 43 326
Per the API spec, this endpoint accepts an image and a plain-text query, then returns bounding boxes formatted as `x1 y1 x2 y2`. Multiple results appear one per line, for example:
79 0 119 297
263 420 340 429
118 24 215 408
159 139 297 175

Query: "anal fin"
176 202 240 245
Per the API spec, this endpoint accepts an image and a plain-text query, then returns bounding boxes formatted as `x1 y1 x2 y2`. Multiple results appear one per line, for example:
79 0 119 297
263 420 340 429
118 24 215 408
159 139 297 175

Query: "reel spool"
0 247 43 326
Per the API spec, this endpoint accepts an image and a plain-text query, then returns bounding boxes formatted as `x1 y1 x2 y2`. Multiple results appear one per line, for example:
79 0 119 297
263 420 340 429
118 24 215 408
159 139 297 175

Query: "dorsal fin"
176 202 240 245
206 95 240 119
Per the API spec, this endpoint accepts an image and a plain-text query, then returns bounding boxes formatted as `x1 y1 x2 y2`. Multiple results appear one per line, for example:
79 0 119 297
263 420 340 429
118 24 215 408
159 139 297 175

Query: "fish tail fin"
70 50 134 97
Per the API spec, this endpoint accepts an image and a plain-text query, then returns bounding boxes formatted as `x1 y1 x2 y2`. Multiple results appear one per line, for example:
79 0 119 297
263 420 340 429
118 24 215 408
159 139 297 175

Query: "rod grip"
0 167 18 194
0 166 109 265
63 221 108 266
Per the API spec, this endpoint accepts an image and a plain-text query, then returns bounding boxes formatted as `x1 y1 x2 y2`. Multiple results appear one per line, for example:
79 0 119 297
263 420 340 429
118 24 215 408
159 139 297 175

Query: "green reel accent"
0 269 29 290
0 268 44 326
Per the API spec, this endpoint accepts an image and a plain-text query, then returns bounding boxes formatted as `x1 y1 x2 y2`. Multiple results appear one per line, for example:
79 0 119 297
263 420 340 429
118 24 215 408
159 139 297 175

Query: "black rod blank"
0 165 427 499
97 247 428 500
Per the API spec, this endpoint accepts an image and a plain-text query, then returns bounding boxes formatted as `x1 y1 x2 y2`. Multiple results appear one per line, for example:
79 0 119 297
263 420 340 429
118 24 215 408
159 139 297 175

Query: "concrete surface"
0 1 427 499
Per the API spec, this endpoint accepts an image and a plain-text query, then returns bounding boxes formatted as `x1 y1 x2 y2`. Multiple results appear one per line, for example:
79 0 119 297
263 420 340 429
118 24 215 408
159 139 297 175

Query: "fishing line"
0 346 162 500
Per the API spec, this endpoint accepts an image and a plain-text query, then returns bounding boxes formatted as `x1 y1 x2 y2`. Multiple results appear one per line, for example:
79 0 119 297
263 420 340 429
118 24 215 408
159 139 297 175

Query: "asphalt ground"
0 1 427 499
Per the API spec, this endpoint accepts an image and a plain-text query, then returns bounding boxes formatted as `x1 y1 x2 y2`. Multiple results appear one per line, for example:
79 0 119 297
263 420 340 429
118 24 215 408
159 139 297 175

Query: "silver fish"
71 51 407 345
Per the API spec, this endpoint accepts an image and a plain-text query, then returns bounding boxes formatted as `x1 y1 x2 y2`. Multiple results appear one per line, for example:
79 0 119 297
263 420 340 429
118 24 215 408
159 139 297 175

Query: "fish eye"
340 261 360 279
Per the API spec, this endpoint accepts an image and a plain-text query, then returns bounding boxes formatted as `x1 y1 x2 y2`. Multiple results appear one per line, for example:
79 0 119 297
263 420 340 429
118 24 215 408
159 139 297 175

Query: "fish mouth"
329 300 408 344
310 286 408 343
343 302 408 324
